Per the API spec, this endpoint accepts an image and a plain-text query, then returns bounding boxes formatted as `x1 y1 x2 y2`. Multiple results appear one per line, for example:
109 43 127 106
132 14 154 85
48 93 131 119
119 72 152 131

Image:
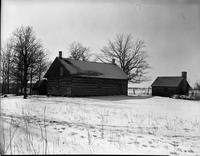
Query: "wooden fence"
189 89 200 96
128 87 200 97
128 87 152 96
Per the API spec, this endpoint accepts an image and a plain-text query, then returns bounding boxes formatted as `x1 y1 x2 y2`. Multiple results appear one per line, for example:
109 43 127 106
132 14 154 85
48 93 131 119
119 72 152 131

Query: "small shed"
151 72 191 97
44 51 128 97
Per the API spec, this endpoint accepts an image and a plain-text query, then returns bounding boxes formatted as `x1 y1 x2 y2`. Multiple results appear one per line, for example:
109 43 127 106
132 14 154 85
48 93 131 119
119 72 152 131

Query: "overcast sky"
2 0 200 87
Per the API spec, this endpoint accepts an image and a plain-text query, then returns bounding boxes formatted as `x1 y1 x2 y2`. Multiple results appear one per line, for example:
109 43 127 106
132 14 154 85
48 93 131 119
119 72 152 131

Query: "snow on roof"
151 76 184 87
59 58 128 79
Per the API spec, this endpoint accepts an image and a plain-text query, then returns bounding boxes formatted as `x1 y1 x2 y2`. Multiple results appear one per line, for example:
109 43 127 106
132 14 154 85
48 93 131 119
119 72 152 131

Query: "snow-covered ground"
1 95 200 155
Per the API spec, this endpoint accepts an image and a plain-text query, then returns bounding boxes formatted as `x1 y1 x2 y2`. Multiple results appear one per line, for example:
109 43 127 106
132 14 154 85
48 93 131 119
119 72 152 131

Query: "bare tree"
11 26 47 98
10 49 24 95
28 51 49 95
1 41 13 94
69 41 90 61
98 34 150 83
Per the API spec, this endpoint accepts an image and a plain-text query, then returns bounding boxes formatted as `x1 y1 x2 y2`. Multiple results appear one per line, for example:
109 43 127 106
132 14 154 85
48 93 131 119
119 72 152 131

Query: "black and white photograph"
1 0 200 155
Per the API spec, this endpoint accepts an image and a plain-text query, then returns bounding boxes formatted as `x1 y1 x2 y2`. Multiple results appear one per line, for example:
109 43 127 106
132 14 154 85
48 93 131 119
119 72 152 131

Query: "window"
60 67 63 76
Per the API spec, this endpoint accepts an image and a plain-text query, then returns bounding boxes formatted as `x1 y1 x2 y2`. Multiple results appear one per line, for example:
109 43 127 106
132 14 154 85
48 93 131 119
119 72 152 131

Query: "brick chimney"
182 71 187 80
59 51 62 59
112 58 115 65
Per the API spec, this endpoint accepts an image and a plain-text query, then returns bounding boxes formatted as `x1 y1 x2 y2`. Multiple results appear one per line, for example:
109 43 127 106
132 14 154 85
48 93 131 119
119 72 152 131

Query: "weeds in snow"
2 115 20 154
87 126 91 145
98 109 109 139
1 105 49 154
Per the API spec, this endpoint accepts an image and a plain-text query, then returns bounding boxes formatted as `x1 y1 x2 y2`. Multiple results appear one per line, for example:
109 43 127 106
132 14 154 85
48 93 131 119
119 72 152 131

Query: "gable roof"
46 57 128 80
151 76 184 87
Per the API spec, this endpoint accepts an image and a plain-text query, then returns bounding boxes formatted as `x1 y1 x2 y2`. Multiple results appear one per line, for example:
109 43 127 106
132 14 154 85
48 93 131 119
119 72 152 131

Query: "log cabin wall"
47 77 72 96
70 76 128 97
152 86 179 97
151 72 191 97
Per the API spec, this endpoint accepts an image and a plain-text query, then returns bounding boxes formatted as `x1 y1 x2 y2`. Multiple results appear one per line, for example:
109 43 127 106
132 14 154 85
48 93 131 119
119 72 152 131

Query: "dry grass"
1 95 200 154
1 106 49 154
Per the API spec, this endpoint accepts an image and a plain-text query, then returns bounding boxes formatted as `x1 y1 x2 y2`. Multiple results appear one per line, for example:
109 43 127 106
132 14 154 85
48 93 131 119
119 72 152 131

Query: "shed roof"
151 77 184 87
54 57 128 79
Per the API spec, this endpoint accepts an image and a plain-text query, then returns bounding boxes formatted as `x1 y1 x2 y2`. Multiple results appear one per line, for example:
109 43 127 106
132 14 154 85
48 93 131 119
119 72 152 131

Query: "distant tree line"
1 26 50 98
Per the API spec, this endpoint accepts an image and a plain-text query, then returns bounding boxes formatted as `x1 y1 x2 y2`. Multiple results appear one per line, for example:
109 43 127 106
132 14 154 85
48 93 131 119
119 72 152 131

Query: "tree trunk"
16 79 19 95
7 73 9 94
2 65 5 94
20 75 23 95
7 59 10 94
20 85 23 95
23 69 28 99
30 69 33 95
23 78 28 99
39 63 41 81
23 53 28 99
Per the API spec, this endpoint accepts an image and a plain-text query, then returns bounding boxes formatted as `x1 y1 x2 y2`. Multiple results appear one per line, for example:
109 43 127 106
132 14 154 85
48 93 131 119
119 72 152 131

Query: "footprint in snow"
164 145 168 149
177 148 182 152
184 128 190 132
90 126 95 129
69 132 78 136
50 120 57 123
148 132 154 135
188 149 194 153
170 151 178 155
137 136 143 138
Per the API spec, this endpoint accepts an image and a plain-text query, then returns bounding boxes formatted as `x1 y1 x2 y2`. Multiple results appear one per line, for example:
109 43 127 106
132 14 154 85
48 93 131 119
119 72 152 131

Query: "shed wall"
179 80 190 95
152 86 179 97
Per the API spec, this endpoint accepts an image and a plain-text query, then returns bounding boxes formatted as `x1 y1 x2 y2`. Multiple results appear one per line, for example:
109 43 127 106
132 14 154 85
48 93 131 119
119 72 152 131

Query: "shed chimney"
112 58 115 65
182 71 187 80
59 51 62 59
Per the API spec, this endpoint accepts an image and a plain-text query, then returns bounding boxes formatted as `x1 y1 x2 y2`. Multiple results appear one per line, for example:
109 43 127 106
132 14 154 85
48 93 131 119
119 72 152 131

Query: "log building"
44 51 128 97
151 72 191 97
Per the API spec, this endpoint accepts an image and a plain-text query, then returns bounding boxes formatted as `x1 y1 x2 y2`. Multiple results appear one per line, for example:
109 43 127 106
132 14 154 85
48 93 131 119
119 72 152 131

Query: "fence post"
133 88 135 95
